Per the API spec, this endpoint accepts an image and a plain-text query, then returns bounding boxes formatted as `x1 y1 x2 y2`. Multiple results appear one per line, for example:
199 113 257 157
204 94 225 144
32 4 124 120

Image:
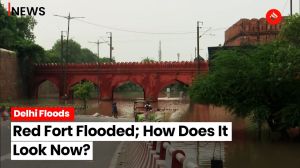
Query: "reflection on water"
226 141 300 168
171 142 225 168
35 98 300 168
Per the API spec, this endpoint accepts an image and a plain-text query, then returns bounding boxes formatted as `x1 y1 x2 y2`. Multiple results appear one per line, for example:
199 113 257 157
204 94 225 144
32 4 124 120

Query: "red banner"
10 107 75 122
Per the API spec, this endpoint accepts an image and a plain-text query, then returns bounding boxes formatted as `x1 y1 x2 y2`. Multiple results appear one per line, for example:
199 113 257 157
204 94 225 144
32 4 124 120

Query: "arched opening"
113 81 144 100
38 80 59 104
157 81 190 121
158 81 189 100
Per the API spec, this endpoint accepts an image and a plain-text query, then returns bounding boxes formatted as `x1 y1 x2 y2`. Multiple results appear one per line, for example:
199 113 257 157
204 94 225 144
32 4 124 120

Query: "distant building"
208 17 286 68
224 17 285 46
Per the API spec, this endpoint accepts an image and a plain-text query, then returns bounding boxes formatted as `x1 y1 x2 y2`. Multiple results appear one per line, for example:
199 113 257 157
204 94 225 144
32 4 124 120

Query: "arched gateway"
31 61 208 101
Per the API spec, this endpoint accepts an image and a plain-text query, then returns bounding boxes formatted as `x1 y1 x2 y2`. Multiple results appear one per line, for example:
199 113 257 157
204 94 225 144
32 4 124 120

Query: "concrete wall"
0 48 23 101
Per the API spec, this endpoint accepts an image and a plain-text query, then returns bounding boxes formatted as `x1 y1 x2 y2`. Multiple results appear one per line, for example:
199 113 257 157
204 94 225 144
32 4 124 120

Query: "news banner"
10 107 232 160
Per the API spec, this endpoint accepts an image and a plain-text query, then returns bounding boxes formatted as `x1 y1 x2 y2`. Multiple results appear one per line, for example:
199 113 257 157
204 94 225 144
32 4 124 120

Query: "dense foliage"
0 5 47 97
280 14 300 46
190 15 300 138
0 5 36 48
0 5 46 62
45 39 111 63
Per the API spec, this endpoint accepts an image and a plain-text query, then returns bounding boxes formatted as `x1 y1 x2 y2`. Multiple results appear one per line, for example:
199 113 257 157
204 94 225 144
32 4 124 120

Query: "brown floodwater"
180 104 300 168
35 98 300 168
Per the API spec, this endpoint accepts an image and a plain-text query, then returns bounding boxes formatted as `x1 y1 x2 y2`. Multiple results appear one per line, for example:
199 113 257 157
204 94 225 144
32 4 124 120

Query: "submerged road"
0 116 129 168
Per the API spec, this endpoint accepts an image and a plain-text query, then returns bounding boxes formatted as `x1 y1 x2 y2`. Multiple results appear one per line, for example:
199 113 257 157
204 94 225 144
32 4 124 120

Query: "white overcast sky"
3 0 300 62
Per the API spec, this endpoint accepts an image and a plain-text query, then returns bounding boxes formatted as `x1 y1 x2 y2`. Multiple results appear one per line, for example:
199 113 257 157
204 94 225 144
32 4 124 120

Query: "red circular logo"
266 9 282 25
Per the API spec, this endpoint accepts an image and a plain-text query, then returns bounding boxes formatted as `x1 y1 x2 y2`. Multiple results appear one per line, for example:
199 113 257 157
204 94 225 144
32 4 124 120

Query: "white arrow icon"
271 12 278 19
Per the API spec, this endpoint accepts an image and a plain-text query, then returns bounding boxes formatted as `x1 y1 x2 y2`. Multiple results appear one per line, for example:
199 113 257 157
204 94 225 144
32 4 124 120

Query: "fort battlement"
35 61 207 69
225 17 285 46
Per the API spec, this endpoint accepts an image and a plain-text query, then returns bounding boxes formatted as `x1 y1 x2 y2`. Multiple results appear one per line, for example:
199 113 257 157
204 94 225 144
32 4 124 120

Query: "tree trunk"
258 121 262 141
83 99 87 114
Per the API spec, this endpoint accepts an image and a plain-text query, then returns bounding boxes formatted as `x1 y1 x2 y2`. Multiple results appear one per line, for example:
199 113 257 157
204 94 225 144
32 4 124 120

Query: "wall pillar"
58 82 65 100
143 73 160 101
100 84 113 101
29 83 37 100
33 87 38 101
144 87 159 101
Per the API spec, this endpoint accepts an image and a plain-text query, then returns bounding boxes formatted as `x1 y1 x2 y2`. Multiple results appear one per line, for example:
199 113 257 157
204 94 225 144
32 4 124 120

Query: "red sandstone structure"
224 18 285 46
0 49 23 100
32 61 208 101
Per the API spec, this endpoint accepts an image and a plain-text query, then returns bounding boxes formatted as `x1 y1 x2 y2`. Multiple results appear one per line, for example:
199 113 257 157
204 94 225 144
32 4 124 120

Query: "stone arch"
112 80 145 100
112 80 145 91
158 79 190 98
159 79 189 92
36 79 60 100
32 77 61 99
36 78 60 90
68 76 99 89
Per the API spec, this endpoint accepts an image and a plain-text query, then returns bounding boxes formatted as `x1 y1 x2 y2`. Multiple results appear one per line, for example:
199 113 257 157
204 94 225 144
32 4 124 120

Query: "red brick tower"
224 18 285 46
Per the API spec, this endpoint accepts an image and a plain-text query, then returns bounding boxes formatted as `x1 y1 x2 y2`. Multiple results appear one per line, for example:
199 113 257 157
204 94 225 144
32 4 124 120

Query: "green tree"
81 48 98 62
280 13 300 46
190 41 300 139
0 5 36 49
142 57 155 63
72 81 94 113
99 57 114 63
45 39 113 63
